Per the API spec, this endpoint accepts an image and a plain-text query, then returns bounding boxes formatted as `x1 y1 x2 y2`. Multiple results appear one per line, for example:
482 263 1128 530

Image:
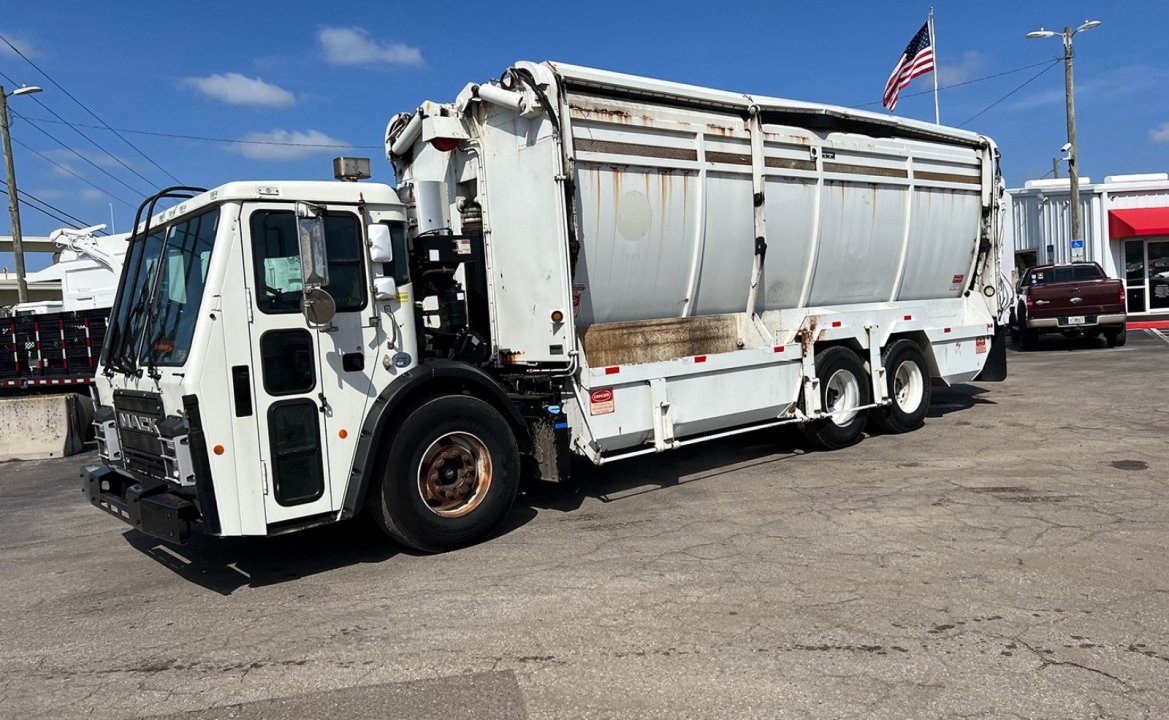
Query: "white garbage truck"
84 61 1010 551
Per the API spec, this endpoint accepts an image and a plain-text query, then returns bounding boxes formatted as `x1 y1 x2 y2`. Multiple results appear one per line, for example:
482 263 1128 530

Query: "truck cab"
86 179 415 542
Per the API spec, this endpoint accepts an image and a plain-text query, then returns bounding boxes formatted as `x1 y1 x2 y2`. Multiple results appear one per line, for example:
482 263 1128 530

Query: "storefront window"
1149 240 1169 311
1125 240 1146 313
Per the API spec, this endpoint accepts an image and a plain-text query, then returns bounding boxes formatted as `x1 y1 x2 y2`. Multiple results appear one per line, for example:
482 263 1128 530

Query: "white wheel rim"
825 368 861 426
893 359 924 414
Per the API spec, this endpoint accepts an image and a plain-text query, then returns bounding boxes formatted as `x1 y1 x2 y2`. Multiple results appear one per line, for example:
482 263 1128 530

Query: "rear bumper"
82 465 198 544
1028 312 1127 330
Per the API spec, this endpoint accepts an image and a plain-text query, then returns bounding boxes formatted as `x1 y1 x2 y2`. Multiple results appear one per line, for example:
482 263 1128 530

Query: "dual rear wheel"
800 340 931 449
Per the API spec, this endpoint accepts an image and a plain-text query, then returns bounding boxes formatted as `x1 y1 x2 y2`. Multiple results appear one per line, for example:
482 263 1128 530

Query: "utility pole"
1027 20 1100 263
0 84 42 304
1062 27 1080 251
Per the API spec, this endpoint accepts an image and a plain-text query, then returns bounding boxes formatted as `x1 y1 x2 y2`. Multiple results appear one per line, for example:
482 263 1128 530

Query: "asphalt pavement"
1 331 1167 719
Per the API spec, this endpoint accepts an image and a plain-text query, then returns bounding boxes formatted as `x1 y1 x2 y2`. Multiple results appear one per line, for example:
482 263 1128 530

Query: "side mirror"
368 224 393 263
301 286 337 326
374 276 398 300
296 202 329 288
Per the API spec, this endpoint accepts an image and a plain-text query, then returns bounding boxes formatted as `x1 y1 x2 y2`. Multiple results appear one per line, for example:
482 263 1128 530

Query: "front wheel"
870 339 932 434
369 394 521 552
800 346 870 450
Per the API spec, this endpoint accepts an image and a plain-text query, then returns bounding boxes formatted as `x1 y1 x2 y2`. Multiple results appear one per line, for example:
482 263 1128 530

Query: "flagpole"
929 6 940 124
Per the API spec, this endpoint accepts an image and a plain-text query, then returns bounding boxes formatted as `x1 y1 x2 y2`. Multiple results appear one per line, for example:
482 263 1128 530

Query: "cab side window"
250 210 366 313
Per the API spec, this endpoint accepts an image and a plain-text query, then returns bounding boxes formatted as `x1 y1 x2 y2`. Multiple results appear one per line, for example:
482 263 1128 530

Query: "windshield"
104 207 220 371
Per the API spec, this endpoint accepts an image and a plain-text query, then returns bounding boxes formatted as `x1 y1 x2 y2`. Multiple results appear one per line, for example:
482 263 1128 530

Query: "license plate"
1066 315 1085 325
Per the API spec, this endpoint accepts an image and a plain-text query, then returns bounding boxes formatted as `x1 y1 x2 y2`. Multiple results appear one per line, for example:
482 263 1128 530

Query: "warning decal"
589 387 615 416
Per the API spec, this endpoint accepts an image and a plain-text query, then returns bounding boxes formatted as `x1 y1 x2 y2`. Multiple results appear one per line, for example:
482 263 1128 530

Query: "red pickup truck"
1011 262 1127 350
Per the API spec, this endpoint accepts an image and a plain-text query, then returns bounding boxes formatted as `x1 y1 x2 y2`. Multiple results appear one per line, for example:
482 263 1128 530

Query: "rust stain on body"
580 315 741 368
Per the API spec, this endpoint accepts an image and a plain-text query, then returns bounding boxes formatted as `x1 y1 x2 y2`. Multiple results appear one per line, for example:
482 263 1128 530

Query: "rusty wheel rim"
417 432 493 518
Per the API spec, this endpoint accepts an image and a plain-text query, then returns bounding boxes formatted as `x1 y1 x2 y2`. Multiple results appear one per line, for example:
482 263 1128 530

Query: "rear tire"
870 339 932 434
369 394 521 553
1105 328 1127 347
800 346 870 450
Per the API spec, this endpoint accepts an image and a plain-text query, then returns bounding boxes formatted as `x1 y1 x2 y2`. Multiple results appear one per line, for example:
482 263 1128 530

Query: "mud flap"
974 325 1008 382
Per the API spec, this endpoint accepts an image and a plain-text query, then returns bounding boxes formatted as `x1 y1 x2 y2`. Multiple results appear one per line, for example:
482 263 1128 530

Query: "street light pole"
1027 20 1100 262
0 84 43 305
1062 27 1081 250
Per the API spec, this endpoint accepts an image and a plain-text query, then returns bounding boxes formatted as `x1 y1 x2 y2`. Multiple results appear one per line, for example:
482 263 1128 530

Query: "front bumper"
82 465 198 544
1028 312 1127 330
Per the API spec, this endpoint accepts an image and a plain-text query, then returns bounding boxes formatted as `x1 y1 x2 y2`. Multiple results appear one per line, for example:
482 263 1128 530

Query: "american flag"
882 22 935 111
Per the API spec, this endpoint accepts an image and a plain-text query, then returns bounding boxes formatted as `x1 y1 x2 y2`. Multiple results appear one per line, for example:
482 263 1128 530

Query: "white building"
1008 173 1169 318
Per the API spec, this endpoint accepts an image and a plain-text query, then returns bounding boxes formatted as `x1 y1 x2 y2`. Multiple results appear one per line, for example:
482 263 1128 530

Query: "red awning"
1109 207 1169 238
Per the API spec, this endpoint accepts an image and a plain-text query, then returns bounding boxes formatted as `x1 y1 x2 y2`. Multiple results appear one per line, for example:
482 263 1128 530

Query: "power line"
8 108 152 197
0 179 90 230
0 31 183 185
19 115 380 149
850 58 1060 109
0 67 162 191
959 60 1061 127
12 185 101 230
10 135 136 207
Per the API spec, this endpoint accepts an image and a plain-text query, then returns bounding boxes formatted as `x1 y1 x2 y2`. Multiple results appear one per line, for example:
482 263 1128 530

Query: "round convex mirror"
301 287 337 326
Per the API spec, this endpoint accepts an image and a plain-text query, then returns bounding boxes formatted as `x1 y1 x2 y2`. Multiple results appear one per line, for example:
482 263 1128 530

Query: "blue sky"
3 1 1168 271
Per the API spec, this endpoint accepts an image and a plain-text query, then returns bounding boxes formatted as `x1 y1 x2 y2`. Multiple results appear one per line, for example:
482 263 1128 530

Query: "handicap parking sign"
1071 239 1085 249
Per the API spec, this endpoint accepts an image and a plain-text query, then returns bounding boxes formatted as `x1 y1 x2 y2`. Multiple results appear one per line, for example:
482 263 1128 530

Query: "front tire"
870 339 932 434
800 346 870 450
369 395 521 552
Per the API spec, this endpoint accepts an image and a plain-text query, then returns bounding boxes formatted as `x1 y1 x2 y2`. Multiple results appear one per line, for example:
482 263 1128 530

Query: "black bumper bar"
82 465 198 544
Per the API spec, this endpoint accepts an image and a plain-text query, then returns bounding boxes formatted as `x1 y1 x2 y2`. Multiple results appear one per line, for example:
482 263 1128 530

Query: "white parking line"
1146 328 1169 346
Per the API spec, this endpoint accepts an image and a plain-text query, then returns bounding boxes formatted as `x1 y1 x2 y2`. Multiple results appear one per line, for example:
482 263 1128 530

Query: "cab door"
240 204 375 527
239 203 333 525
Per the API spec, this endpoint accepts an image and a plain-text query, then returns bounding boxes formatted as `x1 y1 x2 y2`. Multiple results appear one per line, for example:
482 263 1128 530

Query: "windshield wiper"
106 185 207 380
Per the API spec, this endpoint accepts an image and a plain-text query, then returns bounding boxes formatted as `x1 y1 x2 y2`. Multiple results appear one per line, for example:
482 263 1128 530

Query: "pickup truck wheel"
800 346 869 450
1105 328 1127 347
369 395 520 552
870 339 932 434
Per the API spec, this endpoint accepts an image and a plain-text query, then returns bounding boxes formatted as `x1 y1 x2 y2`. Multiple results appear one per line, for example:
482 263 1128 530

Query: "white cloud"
0 32 40 60
79 188 109 203
182 73 295 108
232 128 350 161
318 26 423 67
1151 123 1169 144
44 148 130 168
938 51 988 86
1006 63 1169 113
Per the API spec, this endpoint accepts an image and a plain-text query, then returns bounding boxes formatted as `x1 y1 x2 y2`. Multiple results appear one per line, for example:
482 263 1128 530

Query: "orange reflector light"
213 445 224 456
551 310 564 323
339 429 348 439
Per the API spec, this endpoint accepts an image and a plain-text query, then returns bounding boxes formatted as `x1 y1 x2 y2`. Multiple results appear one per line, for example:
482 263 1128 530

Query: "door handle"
318 392 328 413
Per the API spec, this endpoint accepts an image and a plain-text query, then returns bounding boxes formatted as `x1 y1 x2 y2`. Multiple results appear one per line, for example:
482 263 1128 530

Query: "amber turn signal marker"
339 429 348 439
213 445 225 455
551 310 564 323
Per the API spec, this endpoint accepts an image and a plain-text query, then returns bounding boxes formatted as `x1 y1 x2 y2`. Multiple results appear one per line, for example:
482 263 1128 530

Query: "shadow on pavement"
126 384 990 593
926 383 993 418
